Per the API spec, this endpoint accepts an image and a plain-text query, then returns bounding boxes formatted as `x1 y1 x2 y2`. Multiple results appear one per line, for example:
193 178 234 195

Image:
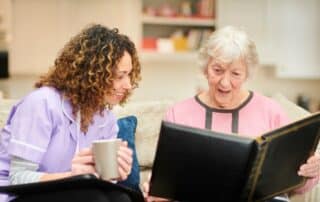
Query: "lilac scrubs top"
0 87 118 200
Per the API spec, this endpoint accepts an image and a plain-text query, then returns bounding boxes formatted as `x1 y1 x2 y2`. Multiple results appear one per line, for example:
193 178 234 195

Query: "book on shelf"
150 112 320 202
187 29 212 50
197 0 216 18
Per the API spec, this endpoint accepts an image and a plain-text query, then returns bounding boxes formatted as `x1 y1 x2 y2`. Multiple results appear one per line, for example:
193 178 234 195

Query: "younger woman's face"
205 57 248 108
104 51 133 105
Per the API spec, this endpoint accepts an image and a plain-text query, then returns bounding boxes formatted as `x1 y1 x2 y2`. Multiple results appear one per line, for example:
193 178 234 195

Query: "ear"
203 67 208 78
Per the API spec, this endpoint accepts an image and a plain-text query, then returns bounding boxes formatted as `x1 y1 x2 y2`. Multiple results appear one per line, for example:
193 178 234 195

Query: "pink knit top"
164 91 317 194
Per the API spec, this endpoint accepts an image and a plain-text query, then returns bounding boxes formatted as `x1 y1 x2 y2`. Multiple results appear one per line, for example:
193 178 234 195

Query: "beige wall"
0 0 11 49
5 0 320 106
132 61 320 104
9 0 141 75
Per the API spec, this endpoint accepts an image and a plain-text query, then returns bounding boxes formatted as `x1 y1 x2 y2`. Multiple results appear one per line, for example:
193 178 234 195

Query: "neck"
200 90 250 109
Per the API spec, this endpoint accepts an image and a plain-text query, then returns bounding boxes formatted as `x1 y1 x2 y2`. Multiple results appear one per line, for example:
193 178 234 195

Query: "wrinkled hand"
71 148 97 176
298 154 320 178
143 173 170 202
117 141 133 181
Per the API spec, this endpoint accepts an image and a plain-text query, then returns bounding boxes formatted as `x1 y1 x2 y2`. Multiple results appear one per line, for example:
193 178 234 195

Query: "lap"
11 188 133 202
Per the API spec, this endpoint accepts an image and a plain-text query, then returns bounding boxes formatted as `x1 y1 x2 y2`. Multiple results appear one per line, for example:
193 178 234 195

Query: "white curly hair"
198 26 259 78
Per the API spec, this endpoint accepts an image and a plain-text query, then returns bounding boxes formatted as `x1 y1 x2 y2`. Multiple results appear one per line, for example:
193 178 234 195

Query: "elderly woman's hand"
117 141 133 181
298 154 320 178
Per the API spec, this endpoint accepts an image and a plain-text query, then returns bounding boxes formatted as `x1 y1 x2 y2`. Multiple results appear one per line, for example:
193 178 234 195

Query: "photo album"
150 113 320 202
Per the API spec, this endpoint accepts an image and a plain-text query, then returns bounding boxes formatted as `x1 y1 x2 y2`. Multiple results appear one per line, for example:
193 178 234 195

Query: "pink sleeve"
273 105 291 128
164 107 174 122
292 176 319 194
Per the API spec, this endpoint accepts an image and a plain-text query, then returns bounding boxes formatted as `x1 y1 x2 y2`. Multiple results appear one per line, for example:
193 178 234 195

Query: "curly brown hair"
36 24 141 133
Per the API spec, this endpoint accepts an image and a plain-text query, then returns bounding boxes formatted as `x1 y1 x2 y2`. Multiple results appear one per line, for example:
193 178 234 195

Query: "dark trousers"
10 189 133 202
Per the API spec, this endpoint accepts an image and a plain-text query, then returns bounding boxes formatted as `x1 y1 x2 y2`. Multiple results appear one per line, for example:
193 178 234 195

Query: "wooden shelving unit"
141 0 216 62
142 15 215 27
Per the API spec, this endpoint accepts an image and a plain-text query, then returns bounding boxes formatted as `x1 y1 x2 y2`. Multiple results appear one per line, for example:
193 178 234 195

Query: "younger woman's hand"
71 148 97 176
117 141 133 181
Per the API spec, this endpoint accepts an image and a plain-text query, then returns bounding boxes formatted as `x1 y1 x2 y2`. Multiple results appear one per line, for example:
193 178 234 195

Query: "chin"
216 99 232 107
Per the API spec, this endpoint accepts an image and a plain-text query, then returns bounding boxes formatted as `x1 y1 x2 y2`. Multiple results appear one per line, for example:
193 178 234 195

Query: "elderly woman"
0 24 141 202
144 26 320 202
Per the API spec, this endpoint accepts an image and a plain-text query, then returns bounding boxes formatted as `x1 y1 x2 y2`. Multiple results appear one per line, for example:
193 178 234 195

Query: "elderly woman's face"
206 57 247 108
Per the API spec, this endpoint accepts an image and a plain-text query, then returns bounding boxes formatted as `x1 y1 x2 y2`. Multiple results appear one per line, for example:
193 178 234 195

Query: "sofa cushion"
0 99 17 128
113 100 173 168
116 116 140 191
272 93 310 121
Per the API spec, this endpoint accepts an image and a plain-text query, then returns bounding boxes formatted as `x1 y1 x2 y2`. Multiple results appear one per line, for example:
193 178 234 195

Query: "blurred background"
0 0 319 112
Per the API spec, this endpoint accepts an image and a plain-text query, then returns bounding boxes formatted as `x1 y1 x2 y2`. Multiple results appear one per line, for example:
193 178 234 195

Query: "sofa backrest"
0 96 315 168
112 100 173 168
0 99 17 128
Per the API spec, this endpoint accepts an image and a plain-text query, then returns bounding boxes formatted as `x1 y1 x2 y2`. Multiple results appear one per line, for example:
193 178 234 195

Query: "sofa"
112 94 320 202
0 95 319 202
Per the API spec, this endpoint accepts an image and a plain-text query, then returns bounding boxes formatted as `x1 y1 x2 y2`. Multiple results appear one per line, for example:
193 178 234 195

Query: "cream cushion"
0 99 18 128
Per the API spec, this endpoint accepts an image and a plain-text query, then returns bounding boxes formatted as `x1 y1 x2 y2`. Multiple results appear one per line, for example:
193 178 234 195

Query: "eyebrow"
212 63 223 68
115 70 131 76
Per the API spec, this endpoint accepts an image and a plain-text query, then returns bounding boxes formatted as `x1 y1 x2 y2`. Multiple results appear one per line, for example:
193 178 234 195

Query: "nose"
123 76 132 90
220 73 231 87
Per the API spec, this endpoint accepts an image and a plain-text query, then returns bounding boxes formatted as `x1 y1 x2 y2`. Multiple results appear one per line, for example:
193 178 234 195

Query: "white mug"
92 138 121 180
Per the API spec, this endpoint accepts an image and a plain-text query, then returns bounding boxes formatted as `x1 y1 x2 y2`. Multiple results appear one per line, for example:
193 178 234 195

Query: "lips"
112 91 126 100
218 88 231 94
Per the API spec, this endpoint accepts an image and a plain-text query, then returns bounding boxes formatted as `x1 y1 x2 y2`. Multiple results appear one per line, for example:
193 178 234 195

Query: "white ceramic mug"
92 138 121 180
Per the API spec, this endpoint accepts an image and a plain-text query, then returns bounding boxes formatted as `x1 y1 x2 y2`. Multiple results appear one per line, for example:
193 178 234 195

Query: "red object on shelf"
197 0 216 18
142 37 157 50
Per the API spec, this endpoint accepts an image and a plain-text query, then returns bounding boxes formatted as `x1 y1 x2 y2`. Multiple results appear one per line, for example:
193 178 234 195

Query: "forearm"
39 172 72 182
9 156 42 185
292 177 319 195
9 156 72 184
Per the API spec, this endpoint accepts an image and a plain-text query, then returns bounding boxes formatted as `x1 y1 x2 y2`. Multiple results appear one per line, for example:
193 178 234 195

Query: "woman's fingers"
78 148 93 156
71 163 97 176
117 154 132 180
299 164 319 177
72 148 94 164
118 164 129 180
117 142 133 171
71 148 96 176
298 155 320 178
142 181 150 198
118 146 133 166
72 155 94 165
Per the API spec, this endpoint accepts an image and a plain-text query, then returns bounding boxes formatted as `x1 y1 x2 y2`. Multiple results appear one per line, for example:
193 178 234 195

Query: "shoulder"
20 86 61 106
169 97 199 110
250 92 290 126
12 87 62 120
165 96 203 122
166 97 200 114
250 92 284 112
93 108 118 129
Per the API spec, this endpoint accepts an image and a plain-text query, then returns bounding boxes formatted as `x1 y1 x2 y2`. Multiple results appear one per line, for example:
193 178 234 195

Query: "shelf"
142 15 215 27
140 51 198 62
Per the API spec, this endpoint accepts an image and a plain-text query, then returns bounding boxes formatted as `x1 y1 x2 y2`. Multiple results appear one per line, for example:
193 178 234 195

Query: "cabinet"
140 0 216 61
217 0 320 79
0 0 10 50
267 0 320 78
0 13 5 49
217 0 271 65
